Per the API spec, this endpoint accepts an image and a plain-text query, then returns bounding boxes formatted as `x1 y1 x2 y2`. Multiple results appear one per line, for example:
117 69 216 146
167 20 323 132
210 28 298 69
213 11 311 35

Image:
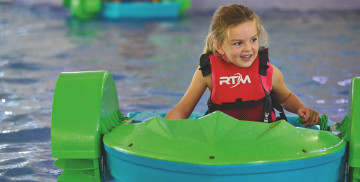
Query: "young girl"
165 4 319 127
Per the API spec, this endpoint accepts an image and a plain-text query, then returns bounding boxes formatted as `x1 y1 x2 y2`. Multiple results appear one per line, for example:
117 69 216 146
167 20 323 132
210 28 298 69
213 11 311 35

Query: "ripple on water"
111 73 127 81
0 145 26 153
0 78 40 84
337 78 353 87
3 166 36 177
0 128 50 143
0 158 27 166
4 62 43 71
312 76 328 85
2 114 35 123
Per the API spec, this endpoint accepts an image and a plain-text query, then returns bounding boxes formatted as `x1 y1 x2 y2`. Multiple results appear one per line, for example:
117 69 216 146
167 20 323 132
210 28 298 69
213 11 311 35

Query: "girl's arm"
272 65 319 127
165 67 209 120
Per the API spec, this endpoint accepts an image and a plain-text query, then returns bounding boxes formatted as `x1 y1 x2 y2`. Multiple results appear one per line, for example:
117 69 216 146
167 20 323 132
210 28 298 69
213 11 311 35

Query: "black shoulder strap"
270 92 288 121
262 91 273 123
258 47 288 122
259 47 271 122
258 47 270 76
198 53 212 77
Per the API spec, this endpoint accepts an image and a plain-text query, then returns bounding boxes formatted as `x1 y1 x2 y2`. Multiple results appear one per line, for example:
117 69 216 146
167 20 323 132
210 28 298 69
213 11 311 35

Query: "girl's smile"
240 54 253 62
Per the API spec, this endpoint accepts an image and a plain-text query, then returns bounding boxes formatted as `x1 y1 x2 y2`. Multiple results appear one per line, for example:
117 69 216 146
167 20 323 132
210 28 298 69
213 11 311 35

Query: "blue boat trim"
105 144 346 182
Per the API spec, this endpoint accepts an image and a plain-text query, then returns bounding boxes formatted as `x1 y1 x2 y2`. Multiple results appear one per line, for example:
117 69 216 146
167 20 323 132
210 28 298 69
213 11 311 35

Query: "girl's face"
216 20 259 68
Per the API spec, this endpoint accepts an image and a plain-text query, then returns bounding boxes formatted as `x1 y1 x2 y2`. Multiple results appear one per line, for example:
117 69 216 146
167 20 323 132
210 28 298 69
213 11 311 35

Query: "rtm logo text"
219 73 251 88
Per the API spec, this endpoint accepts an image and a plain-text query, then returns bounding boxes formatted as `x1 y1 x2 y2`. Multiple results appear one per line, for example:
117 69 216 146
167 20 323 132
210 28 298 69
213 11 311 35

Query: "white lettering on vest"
264 112 269 123
219 73 251 88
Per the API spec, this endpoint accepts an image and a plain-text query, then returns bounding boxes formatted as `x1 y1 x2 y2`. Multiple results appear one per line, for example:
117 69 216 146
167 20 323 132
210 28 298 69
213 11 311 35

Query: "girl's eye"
234 41 242 46
251 38 258 43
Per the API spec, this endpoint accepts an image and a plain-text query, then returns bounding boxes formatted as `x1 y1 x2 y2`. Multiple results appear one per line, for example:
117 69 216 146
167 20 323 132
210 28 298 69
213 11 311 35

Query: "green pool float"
63 0 191 19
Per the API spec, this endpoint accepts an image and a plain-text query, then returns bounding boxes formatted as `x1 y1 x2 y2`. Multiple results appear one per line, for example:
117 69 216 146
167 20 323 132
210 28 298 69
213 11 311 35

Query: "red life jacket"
199 48 285 122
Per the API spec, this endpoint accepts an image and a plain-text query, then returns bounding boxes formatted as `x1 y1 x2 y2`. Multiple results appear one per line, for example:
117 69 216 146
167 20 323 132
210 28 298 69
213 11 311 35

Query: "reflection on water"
0 2 359 181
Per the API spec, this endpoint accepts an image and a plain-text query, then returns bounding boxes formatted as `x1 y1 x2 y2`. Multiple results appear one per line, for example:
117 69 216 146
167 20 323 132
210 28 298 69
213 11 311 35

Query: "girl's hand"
297 108 319 127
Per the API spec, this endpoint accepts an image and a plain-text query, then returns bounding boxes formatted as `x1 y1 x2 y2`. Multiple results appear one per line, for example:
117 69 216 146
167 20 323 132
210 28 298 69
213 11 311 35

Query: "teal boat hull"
105 145 346 182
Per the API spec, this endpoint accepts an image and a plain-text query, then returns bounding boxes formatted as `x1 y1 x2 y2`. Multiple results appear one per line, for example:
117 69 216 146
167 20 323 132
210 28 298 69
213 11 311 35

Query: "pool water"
0 2 359 182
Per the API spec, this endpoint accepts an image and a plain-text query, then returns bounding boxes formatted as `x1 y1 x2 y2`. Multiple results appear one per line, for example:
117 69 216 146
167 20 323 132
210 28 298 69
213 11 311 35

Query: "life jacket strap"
207 97 266 112
262 91 273 123
270 92 288 121
199 52 212 77
259 47 270 76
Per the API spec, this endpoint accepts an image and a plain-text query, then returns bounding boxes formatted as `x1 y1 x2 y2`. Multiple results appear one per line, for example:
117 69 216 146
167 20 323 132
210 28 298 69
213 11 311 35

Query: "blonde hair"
203 4 268 54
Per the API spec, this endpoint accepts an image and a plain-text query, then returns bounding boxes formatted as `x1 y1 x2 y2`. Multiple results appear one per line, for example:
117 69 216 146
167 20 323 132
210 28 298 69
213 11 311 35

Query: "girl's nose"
243 42 251 51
